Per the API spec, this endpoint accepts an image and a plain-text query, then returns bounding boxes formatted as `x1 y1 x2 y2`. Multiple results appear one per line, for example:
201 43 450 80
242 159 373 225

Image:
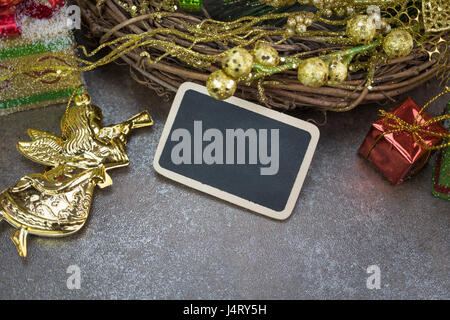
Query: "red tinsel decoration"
0 0 64 38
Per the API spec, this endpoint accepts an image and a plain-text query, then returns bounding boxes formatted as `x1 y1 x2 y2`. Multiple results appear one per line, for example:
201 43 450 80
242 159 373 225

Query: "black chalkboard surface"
154 83 319 220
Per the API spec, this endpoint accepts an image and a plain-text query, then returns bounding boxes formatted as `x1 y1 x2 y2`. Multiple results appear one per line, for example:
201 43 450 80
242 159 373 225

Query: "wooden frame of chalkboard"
153 82 319 220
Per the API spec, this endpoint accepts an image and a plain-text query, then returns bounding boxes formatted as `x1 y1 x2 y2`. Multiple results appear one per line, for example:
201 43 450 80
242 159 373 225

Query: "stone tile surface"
0 65 448 299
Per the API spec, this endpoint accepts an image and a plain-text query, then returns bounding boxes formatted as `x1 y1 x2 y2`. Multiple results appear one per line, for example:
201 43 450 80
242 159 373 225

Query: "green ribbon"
0 87 77 110
178 0 202 11
0 37 73 61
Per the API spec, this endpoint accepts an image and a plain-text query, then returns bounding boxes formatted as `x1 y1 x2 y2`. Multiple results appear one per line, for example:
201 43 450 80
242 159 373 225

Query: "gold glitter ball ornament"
382 29 414 58
346 15 376 43
207 70 237 100
297 57 329 88
253 43 280 67
327 59 348 85
222 48 254 79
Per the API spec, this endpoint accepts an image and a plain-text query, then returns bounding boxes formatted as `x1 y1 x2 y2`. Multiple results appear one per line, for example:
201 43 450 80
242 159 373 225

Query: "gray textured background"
0 65 448 299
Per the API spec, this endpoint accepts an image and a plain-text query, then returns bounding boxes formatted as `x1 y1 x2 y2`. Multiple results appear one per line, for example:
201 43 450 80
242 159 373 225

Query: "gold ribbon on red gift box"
367 87 450 160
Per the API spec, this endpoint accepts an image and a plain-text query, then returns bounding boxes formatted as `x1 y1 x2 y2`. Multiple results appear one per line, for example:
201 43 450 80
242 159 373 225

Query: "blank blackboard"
154 83 319 220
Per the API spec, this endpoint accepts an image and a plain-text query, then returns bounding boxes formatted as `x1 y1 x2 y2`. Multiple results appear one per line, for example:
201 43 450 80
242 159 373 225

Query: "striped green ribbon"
0 87 77 110
0 37 73 61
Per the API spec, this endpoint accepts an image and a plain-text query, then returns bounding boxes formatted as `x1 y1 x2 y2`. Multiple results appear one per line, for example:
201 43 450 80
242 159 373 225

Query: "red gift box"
358 97 448 185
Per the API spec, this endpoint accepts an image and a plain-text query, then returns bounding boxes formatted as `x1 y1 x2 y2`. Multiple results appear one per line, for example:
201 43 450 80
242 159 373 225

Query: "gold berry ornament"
383 29 414 58
297 57 329 88
222 48 254 79
327 58 348 85
346 15 376 43
253 43 280 67
286 11 314 36
207 70 237 100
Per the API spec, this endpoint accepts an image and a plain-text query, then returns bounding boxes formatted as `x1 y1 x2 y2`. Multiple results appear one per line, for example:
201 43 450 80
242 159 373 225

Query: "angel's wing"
17 129 67 167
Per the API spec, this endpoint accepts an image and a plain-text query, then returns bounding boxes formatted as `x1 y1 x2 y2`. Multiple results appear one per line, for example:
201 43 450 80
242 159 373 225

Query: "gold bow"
367 87 450 158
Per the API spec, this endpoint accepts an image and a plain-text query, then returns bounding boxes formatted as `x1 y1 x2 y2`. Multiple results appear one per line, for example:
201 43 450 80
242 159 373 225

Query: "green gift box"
432 101 450 200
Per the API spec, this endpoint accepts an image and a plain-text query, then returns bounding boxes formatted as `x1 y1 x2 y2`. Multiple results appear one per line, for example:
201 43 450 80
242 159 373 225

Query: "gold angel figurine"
0 90 153 257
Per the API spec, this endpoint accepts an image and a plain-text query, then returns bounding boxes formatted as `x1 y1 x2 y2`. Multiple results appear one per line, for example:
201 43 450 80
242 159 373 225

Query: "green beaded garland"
178 0 202 11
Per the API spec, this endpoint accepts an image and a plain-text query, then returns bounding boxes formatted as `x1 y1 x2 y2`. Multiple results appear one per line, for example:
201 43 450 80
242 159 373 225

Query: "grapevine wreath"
75 0 449 112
